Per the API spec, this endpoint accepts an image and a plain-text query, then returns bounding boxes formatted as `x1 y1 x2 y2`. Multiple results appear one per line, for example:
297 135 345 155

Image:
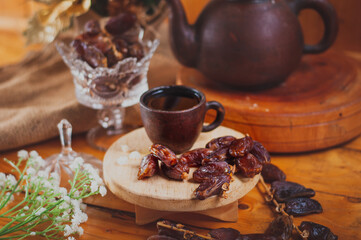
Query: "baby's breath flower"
6 174 17 186
99 186 107 197
34 207 46 216
29 150 39 158
26 167 36 176
70 157 84 171
17 150 29 159
1 150 106 239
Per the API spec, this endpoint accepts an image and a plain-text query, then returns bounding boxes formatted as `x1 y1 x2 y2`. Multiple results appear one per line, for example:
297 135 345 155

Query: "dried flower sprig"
0 150 106 239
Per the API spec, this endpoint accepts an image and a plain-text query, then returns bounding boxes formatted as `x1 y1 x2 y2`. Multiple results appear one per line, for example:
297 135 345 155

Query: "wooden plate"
103 126 260 212
177 51 361 153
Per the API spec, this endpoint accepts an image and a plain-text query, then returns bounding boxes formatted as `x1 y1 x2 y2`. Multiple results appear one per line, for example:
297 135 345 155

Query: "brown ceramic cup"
140 85 225 153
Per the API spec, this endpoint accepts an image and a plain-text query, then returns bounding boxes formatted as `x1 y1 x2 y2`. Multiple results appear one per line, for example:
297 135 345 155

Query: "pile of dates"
262 160 323 217
138 135 271 200
71 12 145 68
147 219 338 240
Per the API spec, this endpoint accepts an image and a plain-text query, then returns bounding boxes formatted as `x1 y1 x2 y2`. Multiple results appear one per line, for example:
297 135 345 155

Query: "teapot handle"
293 0 338 54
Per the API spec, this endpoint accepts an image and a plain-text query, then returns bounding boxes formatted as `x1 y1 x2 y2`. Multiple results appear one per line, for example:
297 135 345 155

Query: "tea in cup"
139 85 225 153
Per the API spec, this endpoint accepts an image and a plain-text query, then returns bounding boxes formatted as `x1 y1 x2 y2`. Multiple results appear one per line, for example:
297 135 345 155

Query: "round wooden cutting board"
177 51 361 153
103 126 260 212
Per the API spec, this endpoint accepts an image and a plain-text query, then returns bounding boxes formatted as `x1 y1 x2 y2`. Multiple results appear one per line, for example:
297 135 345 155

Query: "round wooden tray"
103 126 260 212
177 51 361 153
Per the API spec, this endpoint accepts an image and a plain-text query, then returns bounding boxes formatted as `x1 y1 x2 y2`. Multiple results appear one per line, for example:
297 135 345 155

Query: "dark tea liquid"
147 94 199 111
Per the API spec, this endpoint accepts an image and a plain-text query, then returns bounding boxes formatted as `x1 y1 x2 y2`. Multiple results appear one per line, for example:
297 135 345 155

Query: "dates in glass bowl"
56 13 159 109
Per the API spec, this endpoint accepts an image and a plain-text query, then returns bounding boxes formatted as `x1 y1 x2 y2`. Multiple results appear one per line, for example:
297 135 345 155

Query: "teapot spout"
166 0 198 67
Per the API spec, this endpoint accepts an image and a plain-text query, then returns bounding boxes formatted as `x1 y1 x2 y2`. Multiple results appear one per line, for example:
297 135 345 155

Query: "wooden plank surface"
1 2 361 239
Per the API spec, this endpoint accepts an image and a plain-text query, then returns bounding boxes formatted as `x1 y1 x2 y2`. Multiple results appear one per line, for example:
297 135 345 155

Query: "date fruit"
271 181 315 202
150 144 178 167
285 198 323 216
82 45 107 68
161 163 188 181
195 174 231 200
250 141 271 165
105 12 137 36
205 136 236 150
298 221 338 240
202 147 230 164
209 228 241 240
261 163 286 183
84 19 101 36
265 215 293 240
138 154 159 180
229 136 254 157
179 148 213 167
193 161 231 183
241 235 278 240
235 153 262 178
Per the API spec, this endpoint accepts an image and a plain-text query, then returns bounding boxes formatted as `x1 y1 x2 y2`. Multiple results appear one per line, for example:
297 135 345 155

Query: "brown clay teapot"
166 0 338 89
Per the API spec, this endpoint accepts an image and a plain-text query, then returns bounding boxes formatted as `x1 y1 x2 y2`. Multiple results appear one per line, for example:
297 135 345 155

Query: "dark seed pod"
285 198 323 216
265 215 293 240
250 141 271 165
298 221 338 240
271 181 315 202
229 136 254 157
262 163 286 183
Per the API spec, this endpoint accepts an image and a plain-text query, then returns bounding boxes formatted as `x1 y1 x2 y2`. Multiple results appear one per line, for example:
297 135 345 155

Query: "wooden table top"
1 25 361 240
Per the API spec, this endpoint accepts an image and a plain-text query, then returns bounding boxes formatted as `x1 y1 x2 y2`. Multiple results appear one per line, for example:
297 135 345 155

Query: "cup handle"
202 101 225 132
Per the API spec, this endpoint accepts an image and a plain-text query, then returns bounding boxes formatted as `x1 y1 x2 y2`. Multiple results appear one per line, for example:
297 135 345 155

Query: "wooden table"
1 24 361 240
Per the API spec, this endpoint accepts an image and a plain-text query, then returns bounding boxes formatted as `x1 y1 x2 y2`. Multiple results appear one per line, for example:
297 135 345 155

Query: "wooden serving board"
103 126 259 216
177 51 361 153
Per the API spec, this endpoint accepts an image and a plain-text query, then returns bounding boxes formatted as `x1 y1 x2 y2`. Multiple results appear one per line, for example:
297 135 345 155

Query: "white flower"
34 207 46 216
68 237 76 240
70 157 84 171
64 225 72 236
99 186 107 197
17 150 29 159
26 167 36 176
20 213 25 217
80 203 87 211
90 181 99 193
30 232 36 236
129 151 142 161
33 156 45 168
63 196 70 203
6 174 17 186
120 144 129 153
29 150 39 158
58 187 67 197
23 206 29 210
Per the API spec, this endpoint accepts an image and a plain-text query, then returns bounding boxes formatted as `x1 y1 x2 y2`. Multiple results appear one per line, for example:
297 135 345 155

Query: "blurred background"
0 0 360 66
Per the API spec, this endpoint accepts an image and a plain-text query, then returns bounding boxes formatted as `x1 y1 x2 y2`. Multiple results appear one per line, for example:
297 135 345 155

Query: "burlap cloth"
0 23 179 152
